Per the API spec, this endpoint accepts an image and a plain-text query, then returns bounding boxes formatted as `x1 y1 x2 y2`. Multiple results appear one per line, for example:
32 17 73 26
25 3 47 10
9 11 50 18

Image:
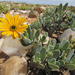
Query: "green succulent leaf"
66 49 74 62
63 3 68 11
40 35 46 42
65 63 75 70
48 58 56 64
27 27 33 40
59 40 69 51
48 63 59 71
35 29 40 39
40 47 46 61
53 50 61 58
33 54 41 63
20 38 32 46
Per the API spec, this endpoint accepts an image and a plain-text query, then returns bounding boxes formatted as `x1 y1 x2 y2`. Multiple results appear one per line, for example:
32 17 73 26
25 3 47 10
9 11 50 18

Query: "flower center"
10 25 16 30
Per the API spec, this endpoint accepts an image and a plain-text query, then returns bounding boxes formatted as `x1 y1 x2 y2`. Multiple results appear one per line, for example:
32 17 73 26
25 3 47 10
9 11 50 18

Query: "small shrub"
39 3 75 37
0 4 10 14
18 5 32 10
32 38 75 74
20 20 75 75
31 20 42 29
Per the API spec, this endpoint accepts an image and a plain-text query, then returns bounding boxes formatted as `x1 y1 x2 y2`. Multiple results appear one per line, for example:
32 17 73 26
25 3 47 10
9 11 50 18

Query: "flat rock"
59 29 75 41
0 58 5 64
18 10 30 14
0 37 26 56
0 56 27 75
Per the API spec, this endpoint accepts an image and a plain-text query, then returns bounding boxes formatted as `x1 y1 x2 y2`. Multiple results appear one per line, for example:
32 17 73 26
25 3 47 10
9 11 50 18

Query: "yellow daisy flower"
0 13 29 38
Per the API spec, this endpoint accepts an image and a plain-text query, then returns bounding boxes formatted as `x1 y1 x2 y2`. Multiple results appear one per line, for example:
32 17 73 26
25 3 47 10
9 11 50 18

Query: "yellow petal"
13 31 20 38
0 18 9 24
19 24 29 29
16 28 25 33
0 23 10 29
0 29 9 31
2 31 13 36
16 24 28 33
2 32 7 35
5 13 14 25
14 14 20 25
21 17 27 23
17 17 27 25
23 24 29 28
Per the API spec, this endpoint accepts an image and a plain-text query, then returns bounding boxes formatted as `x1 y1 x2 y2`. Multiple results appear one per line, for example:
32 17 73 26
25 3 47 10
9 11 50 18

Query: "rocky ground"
0 6 44 74
0 2 75 75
